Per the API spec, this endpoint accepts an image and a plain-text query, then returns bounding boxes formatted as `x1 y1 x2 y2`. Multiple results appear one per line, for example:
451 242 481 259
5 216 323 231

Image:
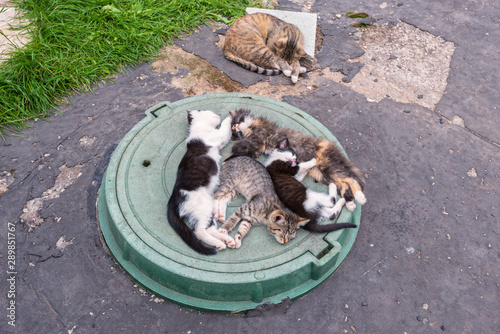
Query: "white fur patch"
304 189 333 211
355 191 367 205
179 188 214 229
237 116 254 136
346 201 356 212
265 149 296 167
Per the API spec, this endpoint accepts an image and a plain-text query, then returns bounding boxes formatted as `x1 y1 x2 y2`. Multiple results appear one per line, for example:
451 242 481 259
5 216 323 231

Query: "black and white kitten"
167 110 234 255
265 138 357 233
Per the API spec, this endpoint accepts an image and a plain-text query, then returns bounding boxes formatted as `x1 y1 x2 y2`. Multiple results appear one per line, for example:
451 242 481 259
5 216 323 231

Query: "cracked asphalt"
1 0 499 333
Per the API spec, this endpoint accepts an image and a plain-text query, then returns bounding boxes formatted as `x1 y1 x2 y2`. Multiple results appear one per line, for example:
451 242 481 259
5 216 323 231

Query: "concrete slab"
245 7 317 58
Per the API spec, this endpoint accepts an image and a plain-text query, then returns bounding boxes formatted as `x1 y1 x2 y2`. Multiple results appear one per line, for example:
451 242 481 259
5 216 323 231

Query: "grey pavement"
0 0 498 333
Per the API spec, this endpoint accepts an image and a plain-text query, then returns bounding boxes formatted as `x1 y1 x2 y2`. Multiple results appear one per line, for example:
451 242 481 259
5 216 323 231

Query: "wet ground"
1 0 499 333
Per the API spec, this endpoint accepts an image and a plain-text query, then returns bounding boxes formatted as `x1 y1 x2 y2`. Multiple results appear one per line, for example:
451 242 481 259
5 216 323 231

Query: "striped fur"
213 155 309 248
224 13 307 83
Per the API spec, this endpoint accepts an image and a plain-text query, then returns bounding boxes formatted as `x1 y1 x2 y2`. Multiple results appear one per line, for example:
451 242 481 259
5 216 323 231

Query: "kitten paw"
234 234 242 248
354 191 367 205
218 228 228 235
226 238 236 249
302 158 316 169
299 66 307 74
346 200 356 212
283 69 292 77
291 75 298 83
215 242 227 251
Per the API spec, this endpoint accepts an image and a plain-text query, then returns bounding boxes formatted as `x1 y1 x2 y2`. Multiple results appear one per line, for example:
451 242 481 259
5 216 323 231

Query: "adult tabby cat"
229 108 367 212
167 110 234 255
213 155 309 248
265 138 357 233
224 12 307 83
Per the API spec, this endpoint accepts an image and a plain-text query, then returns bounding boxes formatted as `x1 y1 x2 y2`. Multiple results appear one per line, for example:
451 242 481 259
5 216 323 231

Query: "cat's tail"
167 192 217 255
303 222 357 233
224 50 281 76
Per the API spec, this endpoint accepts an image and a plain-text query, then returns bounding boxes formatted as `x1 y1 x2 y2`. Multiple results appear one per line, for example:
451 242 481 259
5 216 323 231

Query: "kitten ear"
187 110 193 125
278 138 289 150
295 214 310 227
296 48 307 57
229 109 237 118
271 210 286 225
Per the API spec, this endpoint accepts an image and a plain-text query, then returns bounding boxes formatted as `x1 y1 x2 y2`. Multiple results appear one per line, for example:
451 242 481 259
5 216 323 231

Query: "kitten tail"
303 222 357 233
167 194 217 255
224 51 281 76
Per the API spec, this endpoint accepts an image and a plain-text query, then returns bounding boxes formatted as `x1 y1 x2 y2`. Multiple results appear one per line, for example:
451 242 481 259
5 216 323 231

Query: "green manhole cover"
98 93 361 313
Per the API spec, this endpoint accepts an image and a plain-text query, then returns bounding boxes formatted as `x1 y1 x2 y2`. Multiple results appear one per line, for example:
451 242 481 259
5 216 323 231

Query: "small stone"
380 2 388 9
452 115 465 127
417 316 423 322
362 302 368 306
404 110 411 113
441 325 446 331
389 54 398 60
423 303 429 310
439 118 445 124
397 2 404 6
467 168 477 177
417 94 424 99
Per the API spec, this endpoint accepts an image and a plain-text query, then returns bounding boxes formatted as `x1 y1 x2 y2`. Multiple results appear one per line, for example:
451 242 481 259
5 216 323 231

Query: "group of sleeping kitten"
167 109 366 255
167 13 366 254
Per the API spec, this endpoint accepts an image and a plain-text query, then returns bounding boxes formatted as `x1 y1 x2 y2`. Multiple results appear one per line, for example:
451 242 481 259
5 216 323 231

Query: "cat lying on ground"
224 12 308 83
213 155 309 248
167 110 234 255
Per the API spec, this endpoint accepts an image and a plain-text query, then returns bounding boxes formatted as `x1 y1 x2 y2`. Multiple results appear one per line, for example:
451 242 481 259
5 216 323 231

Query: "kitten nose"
283 238 289 243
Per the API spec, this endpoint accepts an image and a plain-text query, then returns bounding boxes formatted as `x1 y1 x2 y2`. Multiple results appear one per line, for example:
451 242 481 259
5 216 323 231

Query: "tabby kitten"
229 108 367 212
213 155 309 248
224 12 307 83
265 138 357 233
167 110 234 255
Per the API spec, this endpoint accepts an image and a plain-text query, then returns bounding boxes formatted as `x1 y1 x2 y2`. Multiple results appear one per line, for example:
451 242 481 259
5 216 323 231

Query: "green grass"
0 0 260 134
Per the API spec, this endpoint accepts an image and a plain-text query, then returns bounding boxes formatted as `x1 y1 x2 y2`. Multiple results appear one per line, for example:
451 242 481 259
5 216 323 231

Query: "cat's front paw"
226 237 236 249
299 66 307 74
302 158 316 169
215 241 227 251
283 69 292 77
291 75 299 83
218 228 228 235
346 200 356 212
234 234 242 248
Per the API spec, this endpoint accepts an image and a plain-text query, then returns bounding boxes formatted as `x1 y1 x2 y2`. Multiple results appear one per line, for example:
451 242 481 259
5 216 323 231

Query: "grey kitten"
213 155 309 248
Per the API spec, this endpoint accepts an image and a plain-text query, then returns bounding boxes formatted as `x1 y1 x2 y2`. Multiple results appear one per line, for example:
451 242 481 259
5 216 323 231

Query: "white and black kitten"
167 110 234 255
265 138 357 233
